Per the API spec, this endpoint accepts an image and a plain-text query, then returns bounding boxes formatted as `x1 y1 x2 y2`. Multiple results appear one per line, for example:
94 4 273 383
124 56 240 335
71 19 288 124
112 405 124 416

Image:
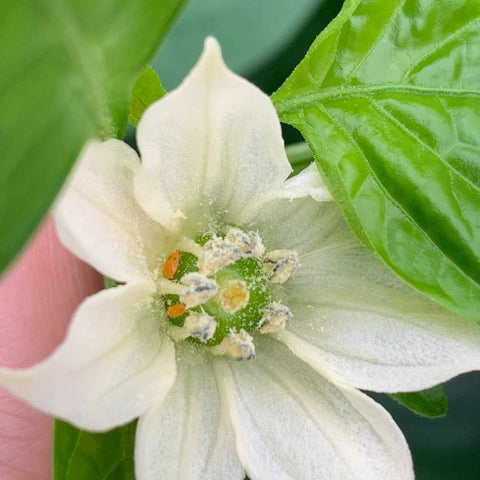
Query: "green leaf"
0 0 187 276
390 384 449 418
273 0 480 322
103 276 120 289
285 141 315 175
53 419 137 480
129 66 166 127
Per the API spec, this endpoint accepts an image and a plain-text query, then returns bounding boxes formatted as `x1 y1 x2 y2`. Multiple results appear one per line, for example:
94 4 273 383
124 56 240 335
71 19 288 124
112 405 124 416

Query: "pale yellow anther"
184 312 217 342
263 249 298 283
179 272 218 308
258 302 292 334
218 280 249 313
226 227 265 258
198 236 243 275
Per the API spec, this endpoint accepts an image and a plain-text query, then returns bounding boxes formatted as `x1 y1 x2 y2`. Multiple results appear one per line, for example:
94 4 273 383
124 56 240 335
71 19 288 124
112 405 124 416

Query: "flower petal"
279 163 333 202
0 218 103 480
264 199 480 392
247 196 352 255
135 346 243 480
214 337 413 480
0 282 176 431
281 282 480 393
55 139 167 283
135 37 292 232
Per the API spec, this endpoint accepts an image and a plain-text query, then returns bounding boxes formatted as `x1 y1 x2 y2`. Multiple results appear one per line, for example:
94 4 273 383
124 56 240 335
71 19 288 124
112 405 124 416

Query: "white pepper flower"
1 38 480 480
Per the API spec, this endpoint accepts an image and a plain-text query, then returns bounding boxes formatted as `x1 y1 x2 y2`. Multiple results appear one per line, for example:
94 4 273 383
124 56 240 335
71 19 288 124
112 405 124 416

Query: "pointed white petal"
247 196 352 255
280 290 480 393
135 346 243 480
280 163 333 202
0 283 176 431
214 337 413 480
135 37 291 232
272 202 480 392
55 139 167 283
248 197 480 392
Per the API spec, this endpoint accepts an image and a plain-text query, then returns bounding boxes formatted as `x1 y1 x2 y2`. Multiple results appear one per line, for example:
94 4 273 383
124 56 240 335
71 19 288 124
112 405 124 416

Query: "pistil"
218 280 249 313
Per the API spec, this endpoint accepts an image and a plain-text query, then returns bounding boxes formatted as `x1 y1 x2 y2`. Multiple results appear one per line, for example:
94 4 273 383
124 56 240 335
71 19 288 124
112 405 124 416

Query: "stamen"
210 329 256 360
157 278 185 295
226 228 265 258
263 249 298 283
167 303 186 318
198 235 243 275
223 330 256 361
179 272 219 308
163 250 181 279
218 280 249 313
184 312 217 342
161 228 296 356
258 302 292 333
167 324 190 342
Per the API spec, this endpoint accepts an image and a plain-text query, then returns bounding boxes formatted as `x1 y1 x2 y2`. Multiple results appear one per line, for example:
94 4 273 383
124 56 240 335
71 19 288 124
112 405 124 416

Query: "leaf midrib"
274 83 480 113
44 0 113 137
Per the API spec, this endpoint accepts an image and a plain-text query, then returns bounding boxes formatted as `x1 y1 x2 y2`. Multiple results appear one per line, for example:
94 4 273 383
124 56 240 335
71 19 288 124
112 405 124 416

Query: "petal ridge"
55 139 166 283
214 337 413 480
135 37 292 233
0 282 176 431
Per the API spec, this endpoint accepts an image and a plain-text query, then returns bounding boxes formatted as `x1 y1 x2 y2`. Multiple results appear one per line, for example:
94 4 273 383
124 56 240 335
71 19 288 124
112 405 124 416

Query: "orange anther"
163 250 181 279
167 303 186 318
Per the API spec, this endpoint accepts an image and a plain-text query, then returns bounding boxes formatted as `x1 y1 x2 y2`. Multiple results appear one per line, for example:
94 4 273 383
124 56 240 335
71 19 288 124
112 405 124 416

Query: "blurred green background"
143 0 480 478
372 375 480 479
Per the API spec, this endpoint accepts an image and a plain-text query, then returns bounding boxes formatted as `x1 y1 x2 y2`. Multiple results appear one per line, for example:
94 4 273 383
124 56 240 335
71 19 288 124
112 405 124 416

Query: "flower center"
160 227 297 361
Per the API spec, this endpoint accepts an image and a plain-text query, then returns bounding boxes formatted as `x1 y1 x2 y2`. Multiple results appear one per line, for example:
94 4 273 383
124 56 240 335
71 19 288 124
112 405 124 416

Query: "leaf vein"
343 1 405 83
368 98 480 193
44 0 113 136
402 16 480 81
64 430 82 479
316 103 480 290
275 84 480 113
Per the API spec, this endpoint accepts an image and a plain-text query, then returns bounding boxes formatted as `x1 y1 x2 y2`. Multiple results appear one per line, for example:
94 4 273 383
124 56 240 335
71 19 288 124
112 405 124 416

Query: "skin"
0 218 103 480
